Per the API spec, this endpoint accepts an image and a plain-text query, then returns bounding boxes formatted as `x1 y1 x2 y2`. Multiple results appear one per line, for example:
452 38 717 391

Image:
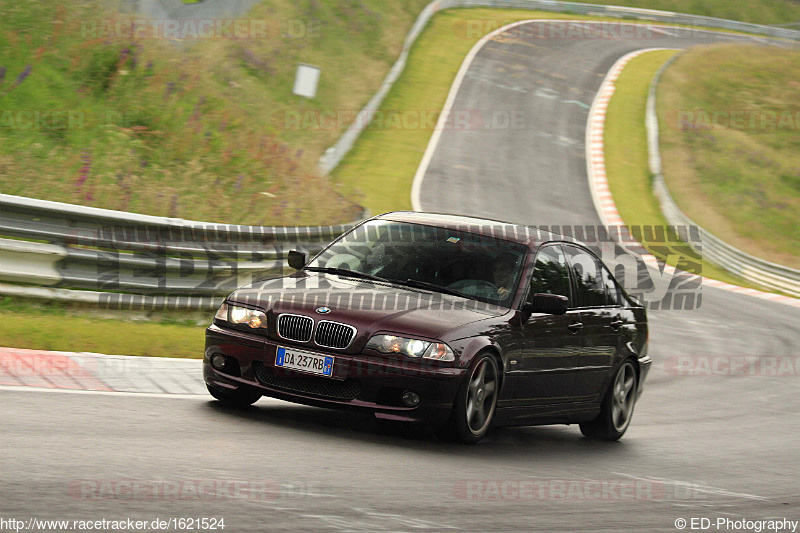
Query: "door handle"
568 322 583 334
610 319 624 330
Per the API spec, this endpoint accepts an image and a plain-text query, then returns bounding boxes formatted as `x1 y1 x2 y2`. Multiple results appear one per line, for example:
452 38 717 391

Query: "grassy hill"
657 44 800 268
0 0 429 225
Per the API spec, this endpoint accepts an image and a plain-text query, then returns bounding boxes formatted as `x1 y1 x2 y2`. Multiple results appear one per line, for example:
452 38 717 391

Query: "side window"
563 245 606 308
528 244 572 304
601 264 623 306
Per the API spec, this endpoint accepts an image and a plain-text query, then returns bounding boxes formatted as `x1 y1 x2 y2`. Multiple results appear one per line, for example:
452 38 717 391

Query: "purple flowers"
191 96 206 121
120 46 138 69
165 81 175 97
169 194 179 217
0 67 6 84
240 49 273 74
118 175 131 211
15 65 32 86
76 149 92 189
273 200 288 218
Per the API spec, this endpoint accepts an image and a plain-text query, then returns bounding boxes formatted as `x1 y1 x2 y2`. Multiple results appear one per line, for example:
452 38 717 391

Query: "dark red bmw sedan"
204 212 650 443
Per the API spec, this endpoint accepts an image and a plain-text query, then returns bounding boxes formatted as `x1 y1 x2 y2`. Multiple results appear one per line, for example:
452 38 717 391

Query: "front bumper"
204 324 465 425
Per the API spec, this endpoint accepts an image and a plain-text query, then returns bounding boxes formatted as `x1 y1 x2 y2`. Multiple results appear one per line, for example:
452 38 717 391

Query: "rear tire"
207 384 262 408
580 360 637 441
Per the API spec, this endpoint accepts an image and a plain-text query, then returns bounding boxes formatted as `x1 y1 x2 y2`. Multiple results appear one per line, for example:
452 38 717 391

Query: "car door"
563 245 621 401
511 244 581 407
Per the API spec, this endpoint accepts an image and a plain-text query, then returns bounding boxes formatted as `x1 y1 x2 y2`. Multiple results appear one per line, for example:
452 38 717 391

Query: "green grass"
0 297 204 358
572 0 800 25
603 49 769 289
657 44 800 269
0 0 430 225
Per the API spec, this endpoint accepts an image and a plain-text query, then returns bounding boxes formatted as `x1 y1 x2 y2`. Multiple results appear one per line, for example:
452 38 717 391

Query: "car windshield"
307 220 528 307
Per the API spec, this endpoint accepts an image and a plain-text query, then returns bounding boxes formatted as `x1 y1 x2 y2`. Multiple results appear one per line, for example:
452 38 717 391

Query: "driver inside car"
493 252 519 300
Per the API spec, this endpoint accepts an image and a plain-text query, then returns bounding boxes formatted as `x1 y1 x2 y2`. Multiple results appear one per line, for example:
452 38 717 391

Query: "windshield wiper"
305 268 468 298
304 266 391 284
398 279 469 299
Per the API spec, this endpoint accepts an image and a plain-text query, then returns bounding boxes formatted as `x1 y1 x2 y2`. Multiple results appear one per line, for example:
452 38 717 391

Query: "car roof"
372 211 578 248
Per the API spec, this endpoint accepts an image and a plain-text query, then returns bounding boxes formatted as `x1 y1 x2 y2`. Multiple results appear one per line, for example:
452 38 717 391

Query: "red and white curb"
0 346 206 395
585 49 800 309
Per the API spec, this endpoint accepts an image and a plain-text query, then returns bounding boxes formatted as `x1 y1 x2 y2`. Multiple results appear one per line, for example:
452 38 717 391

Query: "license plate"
275 347 334 377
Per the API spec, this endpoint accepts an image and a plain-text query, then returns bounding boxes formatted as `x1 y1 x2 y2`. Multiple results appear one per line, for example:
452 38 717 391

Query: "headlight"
215 303 268 330
214 303 229 321
365 334 455 362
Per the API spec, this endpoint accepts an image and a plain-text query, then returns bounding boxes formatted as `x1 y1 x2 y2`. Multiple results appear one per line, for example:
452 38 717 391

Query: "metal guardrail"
0 194 354 309
646 57 800 298
318 0 800 174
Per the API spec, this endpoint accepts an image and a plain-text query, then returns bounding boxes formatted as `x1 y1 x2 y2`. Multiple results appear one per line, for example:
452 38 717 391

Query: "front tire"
446 353 500 444
580 360 638 441
207 384 262 408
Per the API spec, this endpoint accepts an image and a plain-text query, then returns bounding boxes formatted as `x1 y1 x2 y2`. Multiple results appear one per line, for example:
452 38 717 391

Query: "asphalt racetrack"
3 21 799 533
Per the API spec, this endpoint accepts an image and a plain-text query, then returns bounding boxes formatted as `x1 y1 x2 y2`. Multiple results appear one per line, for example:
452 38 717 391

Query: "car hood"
228 272 509 343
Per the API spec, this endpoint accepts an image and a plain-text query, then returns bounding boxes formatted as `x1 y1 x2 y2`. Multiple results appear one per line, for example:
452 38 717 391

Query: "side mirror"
522 293 569 318
287 250 306 270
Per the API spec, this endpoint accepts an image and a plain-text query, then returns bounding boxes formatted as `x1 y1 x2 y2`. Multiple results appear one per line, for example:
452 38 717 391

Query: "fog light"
211 354 227 371
401 390 420 407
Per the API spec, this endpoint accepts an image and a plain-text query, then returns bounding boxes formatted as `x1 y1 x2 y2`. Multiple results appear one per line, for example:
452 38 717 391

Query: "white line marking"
649 27 678 37
534 87 559 99
612 473 769 501
564 99 590 109
0 384 292 407
0 384 203 399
